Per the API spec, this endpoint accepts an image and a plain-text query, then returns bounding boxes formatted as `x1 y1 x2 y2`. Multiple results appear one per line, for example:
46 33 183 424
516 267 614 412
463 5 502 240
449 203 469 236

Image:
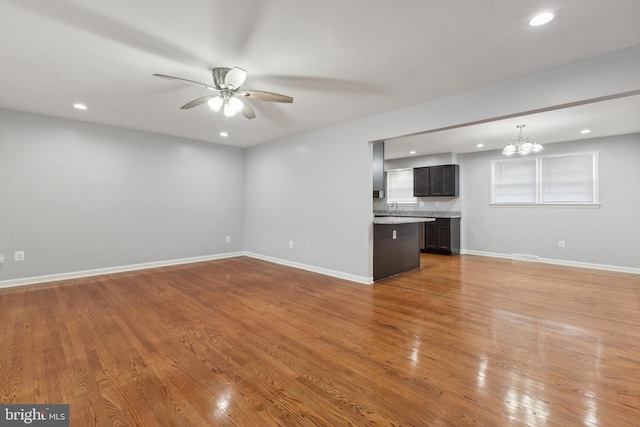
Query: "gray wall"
244 47 640 281
461 133 640 269
0 109 245 281
243 122 372 281
2 46 640 284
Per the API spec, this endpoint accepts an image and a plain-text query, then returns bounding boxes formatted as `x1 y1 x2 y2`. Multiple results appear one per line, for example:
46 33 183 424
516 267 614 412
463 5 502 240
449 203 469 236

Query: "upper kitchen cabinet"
414 164 459 197
413 166 430 197
430 164 459 196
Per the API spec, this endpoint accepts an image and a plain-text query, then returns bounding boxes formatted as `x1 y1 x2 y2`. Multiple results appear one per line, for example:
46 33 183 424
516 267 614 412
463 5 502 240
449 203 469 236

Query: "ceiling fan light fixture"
223 102 237 117
228 96 243 113
208 96 223 111
155 66 292 120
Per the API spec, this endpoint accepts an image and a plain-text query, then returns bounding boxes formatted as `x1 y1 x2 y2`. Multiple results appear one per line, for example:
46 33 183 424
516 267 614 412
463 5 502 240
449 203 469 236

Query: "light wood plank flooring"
1 254 640 426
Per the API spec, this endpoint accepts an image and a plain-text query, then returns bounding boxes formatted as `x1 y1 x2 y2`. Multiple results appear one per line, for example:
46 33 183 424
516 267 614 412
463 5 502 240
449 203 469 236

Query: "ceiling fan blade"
239 99 256 119
224 67 247 89
240 90 293 103
180 95 215 110
154 74 216 91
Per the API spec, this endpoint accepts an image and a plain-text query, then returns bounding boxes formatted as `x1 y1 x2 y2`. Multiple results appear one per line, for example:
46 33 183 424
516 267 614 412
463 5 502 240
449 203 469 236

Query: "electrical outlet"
392 230 397 240
225 236 231 243
15 251 25 261
289 241 294 249
558 241 565 248
0 254 4 264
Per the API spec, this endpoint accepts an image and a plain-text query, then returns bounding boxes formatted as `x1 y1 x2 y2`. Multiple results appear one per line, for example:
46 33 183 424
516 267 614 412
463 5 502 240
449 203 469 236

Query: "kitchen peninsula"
373 216 435 281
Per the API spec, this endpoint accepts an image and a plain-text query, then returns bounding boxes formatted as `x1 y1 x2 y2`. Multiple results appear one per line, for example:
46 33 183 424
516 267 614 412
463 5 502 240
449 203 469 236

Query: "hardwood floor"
1 255 640 426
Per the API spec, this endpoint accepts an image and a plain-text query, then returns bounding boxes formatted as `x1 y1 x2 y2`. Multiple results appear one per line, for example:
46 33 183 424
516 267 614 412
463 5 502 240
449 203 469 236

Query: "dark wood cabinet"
430 165 459 196
413 164 459 197
374 222 420 281
423 217 460 255
413 167 430 197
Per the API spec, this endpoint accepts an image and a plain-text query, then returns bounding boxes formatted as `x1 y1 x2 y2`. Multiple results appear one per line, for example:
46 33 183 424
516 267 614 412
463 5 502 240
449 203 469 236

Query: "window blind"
491 151 598 206
386 169 417 204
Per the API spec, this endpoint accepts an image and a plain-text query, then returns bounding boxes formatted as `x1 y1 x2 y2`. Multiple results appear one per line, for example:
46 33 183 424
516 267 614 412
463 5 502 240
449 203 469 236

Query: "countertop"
373 216 436 225
373 210 461 219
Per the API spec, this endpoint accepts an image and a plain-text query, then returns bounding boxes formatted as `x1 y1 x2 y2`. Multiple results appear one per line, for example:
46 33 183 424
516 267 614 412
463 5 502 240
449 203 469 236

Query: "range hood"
372 141 385 199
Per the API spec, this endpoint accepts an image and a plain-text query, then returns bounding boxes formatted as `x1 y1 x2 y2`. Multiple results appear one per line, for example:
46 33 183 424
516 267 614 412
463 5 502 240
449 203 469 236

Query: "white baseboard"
0 251 374 290
243 252 374 285
461 250 513 260
461 249 640 275
10 248 632 291
0 252 244 290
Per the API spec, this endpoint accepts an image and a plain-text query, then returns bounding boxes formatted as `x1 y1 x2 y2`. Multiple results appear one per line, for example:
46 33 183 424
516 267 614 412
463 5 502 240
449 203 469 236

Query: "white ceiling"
2 0 640 150
384 93 640 159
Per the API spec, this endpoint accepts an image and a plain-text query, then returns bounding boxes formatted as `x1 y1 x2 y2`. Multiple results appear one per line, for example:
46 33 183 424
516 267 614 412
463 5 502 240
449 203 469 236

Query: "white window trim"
490 203 601 208
490 151 600 207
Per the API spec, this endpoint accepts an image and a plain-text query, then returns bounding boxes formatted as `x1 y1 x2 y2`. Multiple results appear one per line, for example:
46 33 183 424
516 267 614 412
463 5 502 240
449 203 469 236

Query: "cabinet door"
441 165 459 196
429 166 444 196
425 224 439 249
413 167 430 197
424 217 459 255
436 226 451 249
429 165 459 196
425 225 450 250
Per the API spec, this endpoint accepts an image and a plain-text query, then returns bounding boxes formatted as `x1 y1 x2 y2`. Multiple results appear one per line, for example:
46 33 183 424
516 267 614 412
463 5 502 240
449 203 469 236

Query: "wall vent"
511 253 539 262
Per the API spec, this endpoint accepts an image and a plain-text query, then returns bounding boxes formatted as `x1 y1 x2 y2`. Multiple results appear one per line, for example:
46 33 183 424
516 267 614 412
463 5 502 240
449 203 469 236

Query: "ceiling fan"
154 67 293 119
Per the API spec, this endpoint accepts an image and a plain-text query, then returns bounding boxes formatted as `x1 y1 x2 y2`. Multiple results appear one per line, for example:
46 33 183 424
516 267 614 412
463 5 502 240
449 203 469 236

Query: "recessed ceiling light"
580 129 591 134
73 103 87 110
476 143 485 148
220 131 229 137
529 12 554 26
409 150 417 155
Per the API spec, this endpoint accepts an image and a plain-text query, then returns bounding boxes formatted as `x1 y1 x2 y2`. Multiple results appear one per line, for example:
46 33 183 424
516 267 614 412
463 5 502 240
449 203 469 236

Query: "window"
386 169 417 204
541 154 596 203
491 151 599 206
493 158 536 203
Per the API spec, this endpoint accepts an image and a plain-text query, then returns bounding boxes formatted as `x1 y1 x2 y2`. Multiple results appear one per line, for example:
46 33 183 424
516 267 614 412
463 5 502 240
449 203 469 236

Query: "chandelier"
502 124 543 155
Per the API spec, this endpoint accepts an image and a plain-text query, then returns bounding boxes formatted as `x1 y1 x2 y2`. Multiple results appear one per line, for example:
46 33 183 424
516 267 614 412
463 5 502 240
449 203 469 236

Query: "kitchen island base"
373 222 420 281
